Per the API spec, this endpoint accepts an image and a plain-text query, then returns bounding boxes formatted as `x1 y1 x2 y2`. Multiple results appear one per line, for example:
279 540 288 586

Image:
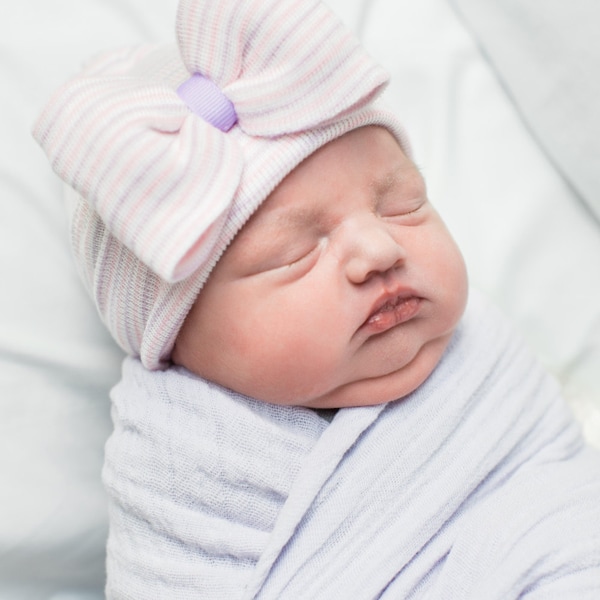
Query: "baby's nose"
342 217 405 284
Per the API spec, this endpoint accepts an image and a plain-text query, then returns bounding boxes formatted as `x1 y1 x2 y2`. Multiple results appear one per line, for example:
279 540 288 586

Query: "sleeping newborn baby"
172 124 468 409
33 0 600 598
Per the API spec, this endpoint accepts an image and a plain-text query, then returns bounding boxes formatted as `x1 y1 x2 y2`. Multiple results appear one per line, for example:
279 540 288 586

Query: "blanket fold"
103 289 600 599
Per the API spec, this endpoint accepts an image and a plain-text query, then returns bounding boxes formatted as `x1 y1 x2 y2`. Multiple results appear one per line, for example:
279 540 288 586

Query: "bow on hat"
33 0 389 283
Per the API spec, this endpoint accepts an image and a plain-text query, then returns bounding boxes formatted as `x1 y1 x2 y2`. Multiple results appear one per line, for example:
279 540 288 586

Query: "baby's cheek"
443 248 469 326
283 341 345 400
250 336 336 404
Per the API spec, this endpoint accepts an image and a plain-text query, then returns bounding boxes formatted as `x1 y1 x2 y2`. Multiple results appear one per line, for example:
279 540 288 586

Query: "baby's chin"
293 333 454 409
176 332 454 409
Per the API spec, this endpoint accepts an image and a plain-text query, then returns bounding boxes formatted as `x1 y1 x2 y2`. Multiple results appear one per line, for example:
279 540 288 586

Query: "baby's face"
173 126 468 408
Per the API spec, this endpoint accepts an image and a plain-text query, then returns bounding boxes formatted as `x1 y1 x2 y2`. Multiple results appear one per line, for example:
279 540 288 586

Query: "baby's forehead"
239 131 422 236
271 133 419 201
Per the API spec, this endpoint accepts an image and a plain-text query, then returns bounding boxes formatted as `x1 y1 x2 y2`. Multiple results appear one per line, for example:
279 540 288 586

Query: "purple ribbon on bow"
177 73 238 132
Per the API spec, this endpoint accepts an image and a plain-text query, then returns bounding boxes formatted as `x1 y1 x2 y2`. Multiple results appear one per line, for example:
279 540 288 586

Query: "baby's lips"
365 296 421 332
361 286 422 331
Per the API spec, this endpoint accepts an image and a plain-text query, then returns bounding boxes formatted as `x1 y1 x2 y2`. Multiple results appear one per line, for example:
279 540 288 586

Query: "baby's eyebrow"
371 168 402 197
271 205 330 233
371 164 426 205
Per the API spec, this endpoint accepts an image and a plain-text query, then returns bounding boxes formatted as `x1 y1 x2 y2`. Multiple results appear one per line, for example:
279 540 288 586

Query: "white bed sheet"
1 0 599 597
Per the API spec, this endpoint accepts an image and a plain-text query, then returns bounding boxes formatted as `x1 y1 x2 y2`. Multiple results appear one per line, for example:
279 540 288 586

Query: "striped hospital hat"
33 0 410 369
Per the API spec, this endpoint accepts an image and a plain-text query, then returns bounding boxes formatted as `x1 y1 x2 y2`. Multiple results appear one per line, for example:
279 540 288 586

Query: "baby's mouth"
364 294 421 333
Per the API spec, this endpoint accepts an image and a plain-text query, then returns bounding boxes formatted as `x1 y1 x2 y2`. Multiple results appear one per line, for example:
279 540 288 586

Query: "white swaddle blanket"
103 290 600 599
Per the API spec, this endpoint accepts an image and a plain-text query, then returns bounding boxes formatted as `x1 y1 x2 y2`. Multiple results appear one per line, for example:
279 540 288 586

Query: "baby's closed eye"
270 238 325 279
373 167 429 223
379 196 429 224
245 235 323 278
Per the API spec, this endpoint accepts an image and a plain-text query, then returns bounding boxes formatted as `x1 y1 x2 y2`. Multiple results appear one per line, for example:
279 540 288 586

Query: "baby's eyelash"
382 199 426 219
286 245 318 268
402 205 422 215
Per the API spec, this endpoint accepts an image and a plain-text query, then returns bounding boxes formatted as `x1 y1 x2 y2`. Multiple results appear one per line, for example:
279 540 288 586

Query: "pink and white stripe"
33 0 410 368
